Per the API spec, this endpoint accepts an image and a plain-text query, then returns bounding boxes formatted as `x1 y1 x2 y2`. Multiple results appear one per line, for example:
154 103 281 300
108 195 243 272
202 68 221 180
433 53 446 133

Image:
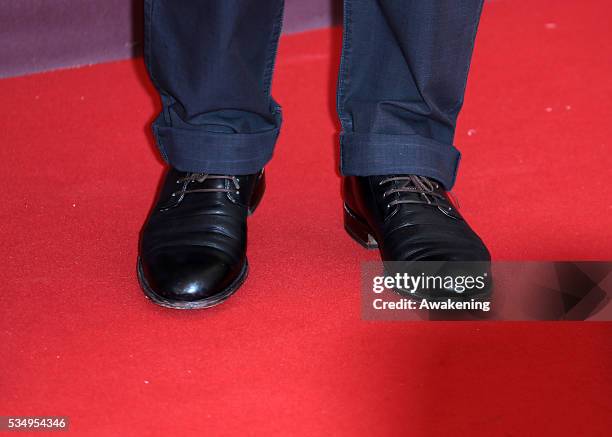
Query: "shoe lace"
171 173 240 198
379 175 458 210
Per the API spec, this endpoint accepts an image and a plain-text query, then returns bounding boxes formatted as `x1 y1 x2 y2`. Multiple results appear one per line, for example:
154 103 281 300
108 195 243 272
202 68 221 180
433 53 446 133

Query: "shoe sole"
343 203 493 302
137 257 249 310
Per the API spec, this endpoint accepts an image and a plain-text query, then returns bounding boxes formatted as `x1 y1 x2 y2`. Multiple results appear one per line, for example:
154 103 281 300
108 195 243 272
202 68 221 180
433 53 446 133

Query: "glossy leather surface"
138 168 265 308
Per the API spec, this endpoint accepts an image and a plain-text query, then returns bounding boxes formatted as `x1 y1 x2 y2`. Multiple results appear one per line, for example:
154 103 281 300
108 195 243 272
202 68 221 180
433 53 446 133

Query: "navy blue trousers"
145 0 484 189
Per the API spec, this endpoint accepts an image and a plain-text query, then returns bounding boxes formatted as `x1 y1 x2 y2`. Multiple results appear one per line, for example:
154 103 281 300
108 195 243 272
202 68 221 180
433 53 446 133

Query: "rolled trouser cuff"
340 132 462 190
153 124 279 175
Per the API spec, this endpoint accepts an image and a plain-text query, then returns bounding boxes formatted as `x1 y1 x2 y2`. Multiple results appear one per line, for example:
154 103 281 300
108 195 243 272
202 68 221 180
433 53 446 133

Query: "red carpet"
1 0 611 435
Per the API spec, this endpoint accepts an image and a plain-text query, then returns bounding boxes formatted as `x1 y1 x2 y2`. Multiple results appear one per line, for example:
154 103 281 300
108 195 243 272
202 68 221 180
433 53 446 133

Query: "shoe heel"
344 204 378 249
247 171 266 215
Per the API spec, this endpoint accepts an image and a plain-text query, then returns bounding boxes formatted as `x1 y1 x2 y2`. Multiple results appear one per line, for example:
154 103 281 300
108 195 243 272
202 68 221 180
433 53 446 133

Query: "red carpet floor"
1 0 611 435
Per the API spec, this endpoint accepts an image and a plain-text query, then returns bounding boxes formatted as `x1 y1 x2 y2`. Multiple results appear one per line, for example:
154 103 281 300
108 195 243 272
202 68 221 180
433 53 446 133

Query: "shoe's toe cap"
383 225 492 298
386 224 491 262
139 247 245 306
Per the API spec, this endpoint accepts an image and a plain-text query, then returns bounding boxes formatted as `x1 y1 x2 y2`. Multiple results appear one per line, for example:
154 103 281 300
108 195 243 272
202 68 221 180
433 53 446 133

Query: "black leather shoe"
343 175 491 299
137 169 265 309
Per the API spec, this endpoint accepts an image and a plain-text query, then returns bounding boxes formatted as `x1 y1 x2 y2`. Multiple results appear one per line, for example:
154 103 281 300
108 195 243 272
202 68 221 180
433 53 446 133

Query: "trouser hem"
340 132 461 190
153 124 279 175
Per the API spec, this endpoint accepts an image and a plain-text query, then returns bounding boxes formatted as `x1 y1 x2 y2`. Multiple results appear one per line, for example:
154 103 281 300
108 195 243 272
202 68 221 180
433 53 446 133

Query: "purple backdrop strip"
0 0 340 79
